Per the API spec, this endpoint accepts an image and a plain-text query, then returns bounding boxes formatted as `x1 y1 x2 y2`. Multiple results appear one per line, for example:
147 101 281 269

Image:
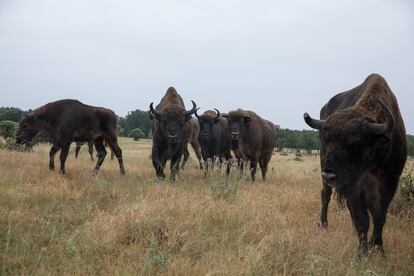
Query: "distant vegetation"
1 106 413 155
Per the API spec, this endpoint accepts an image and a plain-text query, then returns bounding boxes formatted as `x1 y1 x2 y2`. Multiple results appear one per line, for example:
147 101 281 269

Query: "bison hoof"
316 221 328 229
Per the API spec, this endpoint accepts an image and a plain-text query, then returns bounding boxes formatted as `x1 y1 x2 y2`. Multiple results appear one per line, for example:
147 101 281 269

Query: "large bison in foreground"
149 87 202 180
224 109 276 181
16 99 125 175
304 74 407 256
195 109 232 175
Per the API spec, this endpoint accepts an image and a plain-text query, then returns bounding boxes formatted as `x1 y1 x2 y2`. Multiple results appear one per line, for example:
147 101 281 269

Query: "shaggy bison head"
195 109 221 141
223 110 252 142
15 113 49 146
149 101 197 144
304 101 394 191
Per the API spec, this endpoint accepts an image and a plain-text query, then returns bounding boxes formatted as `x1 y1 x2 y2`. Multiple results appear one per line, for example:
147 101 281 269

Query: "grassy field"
0 137 413 275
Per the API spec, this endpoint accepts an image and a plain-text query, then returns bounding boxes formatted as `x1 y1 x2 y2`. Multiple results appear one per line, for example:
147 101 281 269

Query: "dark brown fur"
16 99 125 175
304 74 407 256
150 87 202 180
225 109 276 181
196 110 232 175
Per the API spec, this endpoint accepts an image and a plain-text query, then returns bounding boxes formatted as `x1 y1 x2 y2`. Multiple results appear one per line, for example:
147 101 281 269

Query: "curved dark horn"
184 100 197 116
303 113 325 130
149 103 163 118
214 108 221 120
366 100 395 135
195 108 201 119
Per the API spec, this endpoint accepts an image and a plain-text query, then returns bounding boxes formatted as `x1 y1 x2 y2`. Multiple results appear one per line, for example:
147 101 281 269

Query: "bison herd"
14 73 408 257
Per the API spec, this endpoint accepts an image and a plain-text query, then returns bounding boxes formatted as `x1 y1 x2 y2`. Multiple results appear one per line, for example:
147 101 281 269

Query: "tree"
129 128 145 141
0 107 24 122
118 109 151 138
0 120 18 139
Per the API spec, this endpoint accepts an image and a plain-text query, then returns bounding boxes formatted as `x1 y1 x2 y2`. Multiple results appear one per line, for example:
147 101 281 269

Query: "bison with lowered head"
16 99 125 175
304 74 407 256
195 109 232 175
224 109 276 181
149 87 202 180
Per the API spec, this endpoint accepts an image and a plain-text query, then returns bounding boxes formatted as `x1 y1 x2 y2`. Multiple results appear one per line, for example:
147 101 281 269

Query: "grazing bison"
149 87 202 180
195 109 232 175
16 99 125 175
75 141 94 160
303 74 407 256
224 109 276 181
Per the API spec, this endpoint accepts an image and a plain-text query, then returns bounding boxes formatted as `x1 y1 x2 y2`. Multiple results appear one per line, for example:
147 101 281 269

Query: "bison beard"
149 87 201 181
16 99 125 175
304 74 407 257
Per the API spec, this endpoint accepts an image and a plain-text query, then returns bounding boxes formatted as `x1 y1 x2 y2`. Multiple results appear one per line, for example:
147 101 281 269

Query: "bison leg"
224 151 232 176
152 145 166 179
259 154 271 181
49 144 60 171
180 146 190 170
105 137 125 175
319 183 332 228
171 153 182 181
93 138 107 174
368 178 398 255
59 143 70 175
250 158 258 182
190 140 204 169
87 141 94 161
75 143 81 159
347 195 369 257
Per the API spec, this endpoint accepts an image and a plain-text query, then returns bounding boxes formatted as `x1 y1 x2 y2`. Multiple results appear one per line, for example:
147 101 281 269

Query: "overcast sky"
0 0 413 132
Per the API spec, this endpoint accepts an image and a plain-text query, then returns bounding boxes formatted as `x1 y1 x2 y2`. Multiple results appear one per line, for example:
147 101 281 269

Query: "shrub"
129 128 145 141
0 120 17 139
390 165 414 217
0 137 27 151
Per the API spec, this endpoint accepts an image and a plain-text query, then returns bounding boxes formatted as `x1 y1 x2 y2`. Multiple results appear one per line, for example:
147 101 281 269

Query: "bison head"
15 113 48 146
195 109 221 141
304 101 394 191
223 110 252 142
149 101 197 144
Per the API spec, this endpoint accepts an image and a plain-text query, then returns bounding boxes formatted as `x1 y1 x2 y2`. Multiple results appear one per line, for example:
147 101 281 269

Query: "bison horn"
304 113 325 130
149 103 163 118
366 100 395 135
184 100 197 116
195 108 201 119
214 109 221 120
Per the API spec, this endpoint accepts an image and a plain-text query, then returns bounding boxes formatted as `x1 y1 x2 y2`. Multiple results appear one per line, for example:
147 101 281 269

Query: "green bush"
129 128 145 141
0 120 17 139
0 137 27 152
390 165 414 217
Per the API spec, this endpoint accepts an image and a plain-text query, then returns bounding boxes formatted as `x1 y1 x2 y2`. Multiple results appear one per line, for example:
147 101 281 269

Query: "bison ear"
243 116 251 124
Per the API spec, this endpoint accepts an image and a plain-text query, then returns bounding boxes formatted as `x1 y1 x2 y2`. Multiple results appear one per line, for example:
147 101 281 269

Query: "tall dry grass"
0 138 413 275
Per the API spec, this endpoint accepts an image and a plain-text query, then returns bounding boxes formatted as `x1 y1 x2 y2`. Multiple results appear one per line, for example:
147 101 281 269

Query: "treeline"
1 106 414 156
276 127 319 153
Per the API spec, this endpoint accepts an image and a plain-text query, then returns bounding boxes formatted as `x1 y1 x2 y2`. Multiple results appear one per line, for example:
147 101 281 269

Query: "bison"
224 109 276 181
195 109 232 175
303 74 407 256
149 87 202 180
16 99 125 175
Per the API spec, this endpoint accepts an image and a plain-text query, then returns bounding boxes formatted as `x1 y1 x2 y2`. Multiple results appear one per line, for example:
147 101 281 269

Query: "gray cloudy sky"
1 0 413 132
